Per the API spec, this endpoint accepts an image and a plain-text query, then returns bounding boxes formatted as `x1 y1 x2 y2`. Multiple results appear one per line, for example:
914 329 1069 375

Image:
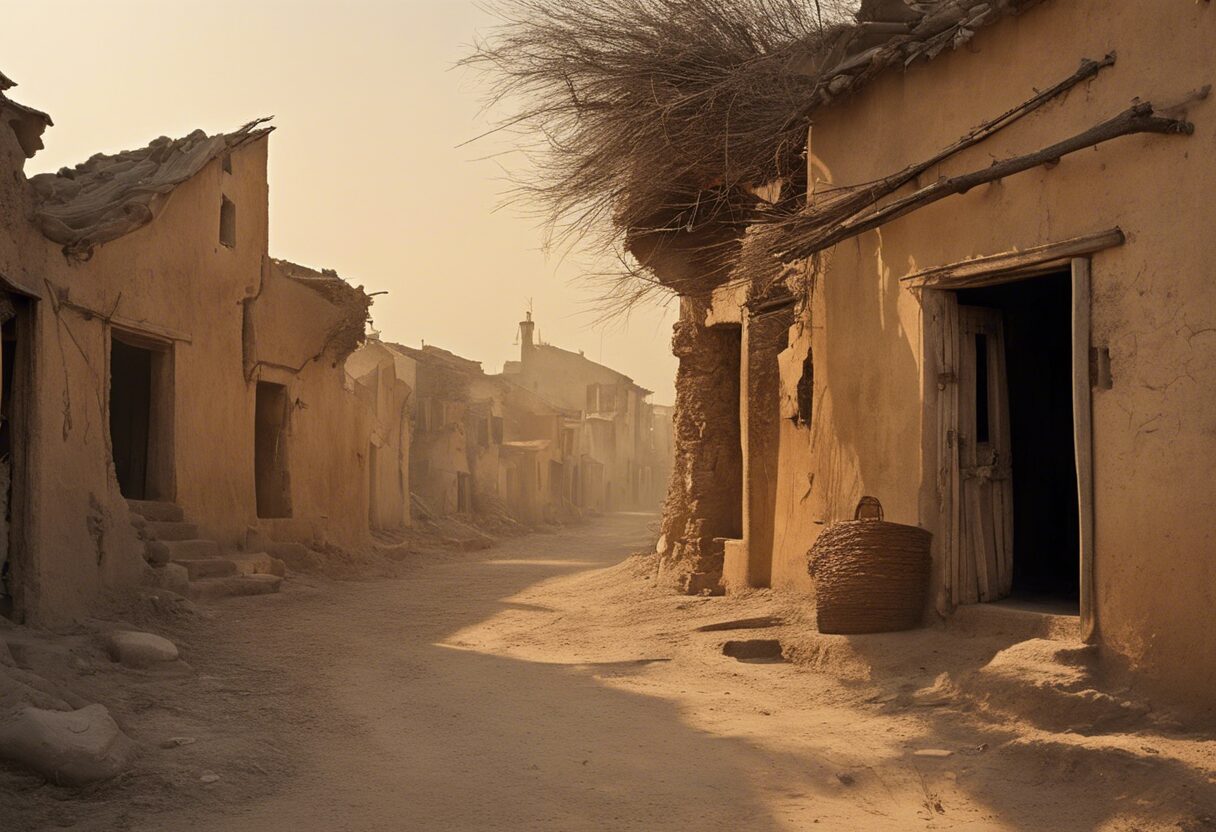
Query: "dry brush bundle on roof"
464 0 859 309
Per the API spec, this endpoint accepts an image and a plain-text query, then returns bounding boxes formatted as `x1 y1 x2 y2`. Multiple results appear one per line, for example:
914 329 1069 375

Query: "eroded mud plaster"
657 295 742 594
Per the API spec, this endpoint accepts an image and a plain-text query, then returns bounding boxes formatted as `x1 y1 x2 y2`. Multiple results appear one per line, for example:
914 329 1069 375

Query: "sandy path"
10 513 1213 831
145 513 790 831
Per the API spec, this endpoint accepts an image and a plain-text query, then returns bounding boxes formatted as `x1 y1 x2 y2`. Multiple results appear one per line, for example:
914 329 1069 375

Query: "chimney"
520 310 535 351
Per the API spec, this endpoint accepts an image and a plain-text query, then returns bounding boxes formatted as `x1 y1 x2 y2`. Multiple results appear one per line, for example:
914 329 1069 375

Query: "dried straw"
463 0 858 311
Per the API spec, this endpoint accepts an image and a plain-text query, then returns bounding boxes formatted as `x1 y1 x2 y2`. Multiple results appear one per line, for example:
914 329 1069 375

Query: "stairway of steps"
127 499 286 601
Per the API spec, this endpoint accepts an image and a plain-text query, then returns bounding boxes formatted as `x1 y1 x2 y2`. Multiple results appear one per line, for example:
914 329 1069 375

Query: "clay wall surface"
346 340 414 530
5 137 272 623
771 0 1216 710
724 306 793 591
251 267 386 548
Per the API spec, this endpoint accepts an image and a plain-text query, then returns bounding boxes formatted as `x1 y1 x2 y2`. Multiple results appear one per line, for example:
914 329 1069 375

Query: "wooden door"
956 306 1014 603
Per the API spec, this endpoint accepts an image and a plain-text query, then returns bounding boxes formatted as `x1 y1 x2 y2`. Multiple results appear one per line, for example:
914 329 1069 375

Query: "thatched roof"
469 0 1044 301
30 118 273 259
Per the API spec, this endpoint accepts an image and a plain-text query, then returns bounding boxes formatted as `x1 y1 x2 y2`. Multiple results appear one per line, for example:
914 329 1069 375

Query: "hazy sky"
5 1 678 401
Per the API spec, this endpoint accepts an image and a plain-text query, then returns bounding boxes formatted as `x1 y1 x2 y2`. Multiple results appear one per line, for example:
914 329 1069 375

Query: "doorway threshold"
947 599 1081 642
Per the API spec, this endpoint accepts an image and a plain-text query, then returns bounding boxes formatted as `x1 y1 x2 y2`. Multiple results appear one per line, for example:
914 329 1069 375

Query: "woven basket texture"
809 519 932 635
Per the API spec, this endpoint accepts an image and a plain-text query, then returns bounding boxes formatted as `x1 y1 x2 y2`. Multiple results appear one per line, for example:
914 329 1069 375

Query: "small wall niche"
219 195 236 248
795 348 814 427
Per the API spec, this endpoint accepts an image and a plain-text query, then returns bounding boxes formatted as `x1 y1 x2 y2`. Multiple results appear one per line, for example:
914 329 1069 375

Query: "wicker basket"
808 497 933 635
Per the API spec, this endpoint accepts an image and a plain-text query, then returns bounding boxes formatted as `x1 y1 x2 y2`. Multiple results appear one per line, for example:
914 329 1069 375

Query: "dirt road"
6 512 1215 831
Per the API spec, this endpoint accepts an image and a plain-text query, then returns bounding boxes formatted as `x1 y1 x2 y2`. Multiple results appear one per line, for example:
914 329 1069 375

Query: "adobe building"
345 334 417 532
494 374 578 524
644 0 1216 713
502 312 665 512
0 74 387 623
393 343 490 517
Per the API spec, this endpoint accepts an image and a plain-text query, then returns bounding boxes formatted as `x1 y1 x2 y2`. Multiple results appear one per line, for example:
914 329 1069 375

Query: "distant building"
344 334 417 531
502 312 667 512
389 343 490 518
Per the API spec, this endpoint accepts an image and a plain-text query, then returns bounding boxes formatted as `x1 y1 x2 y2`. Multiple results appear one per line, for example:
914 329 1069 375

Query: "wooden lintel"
107 313 192 345
748 295 797 316
900 228 1125 290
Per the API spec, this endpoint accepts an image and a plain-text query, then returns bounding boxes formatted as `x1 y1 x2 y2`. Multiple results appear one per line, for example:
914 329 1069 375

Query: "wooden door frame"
907 235 1114 643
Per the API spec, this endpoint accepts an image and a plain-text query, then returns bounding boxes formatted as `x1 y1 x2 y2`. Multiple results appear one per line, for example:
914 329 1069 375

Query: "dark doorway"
255 382 292 518
957 273 1080 609
110 339 154 499
456 471 472 513
707 322 744 540
0 295 30 621
110 333 173 501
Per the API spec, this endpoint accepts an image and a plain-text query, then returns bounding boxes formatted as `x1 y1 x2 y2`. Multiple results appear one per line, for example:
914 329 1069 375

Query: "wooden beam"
110 316 192 346
1072 257 1097 643
770 56 1118 258
901 228 1125 290
777 101 1190 262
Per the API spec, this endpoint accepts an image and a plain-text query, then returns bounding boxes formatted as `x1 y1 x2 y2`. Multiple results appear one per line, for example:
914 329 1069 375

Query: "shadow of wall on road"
147 514 797 832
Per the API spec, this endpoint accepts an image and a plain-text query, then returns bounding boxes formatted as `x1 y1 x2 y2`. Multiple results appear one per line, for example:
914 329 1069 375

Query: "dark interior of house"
110 338 154 500
958 273 1080 609
255 381 293 518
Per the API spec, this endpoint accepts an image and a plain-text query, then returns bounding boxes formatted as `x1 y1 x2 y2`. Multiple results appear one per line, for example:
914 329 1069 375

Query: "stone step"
144 521 199 542
146 538 220 565
172 557 238 581
126 500 184 523
189 574 283 602
229 553 287 578
264 541 317 571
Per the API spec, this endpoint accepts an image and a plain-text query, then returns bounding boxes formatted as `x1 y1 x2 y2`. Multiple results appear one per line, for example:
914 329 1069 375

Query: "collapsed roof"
270 258 373 362
0 70 53 159
30 118 273 259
